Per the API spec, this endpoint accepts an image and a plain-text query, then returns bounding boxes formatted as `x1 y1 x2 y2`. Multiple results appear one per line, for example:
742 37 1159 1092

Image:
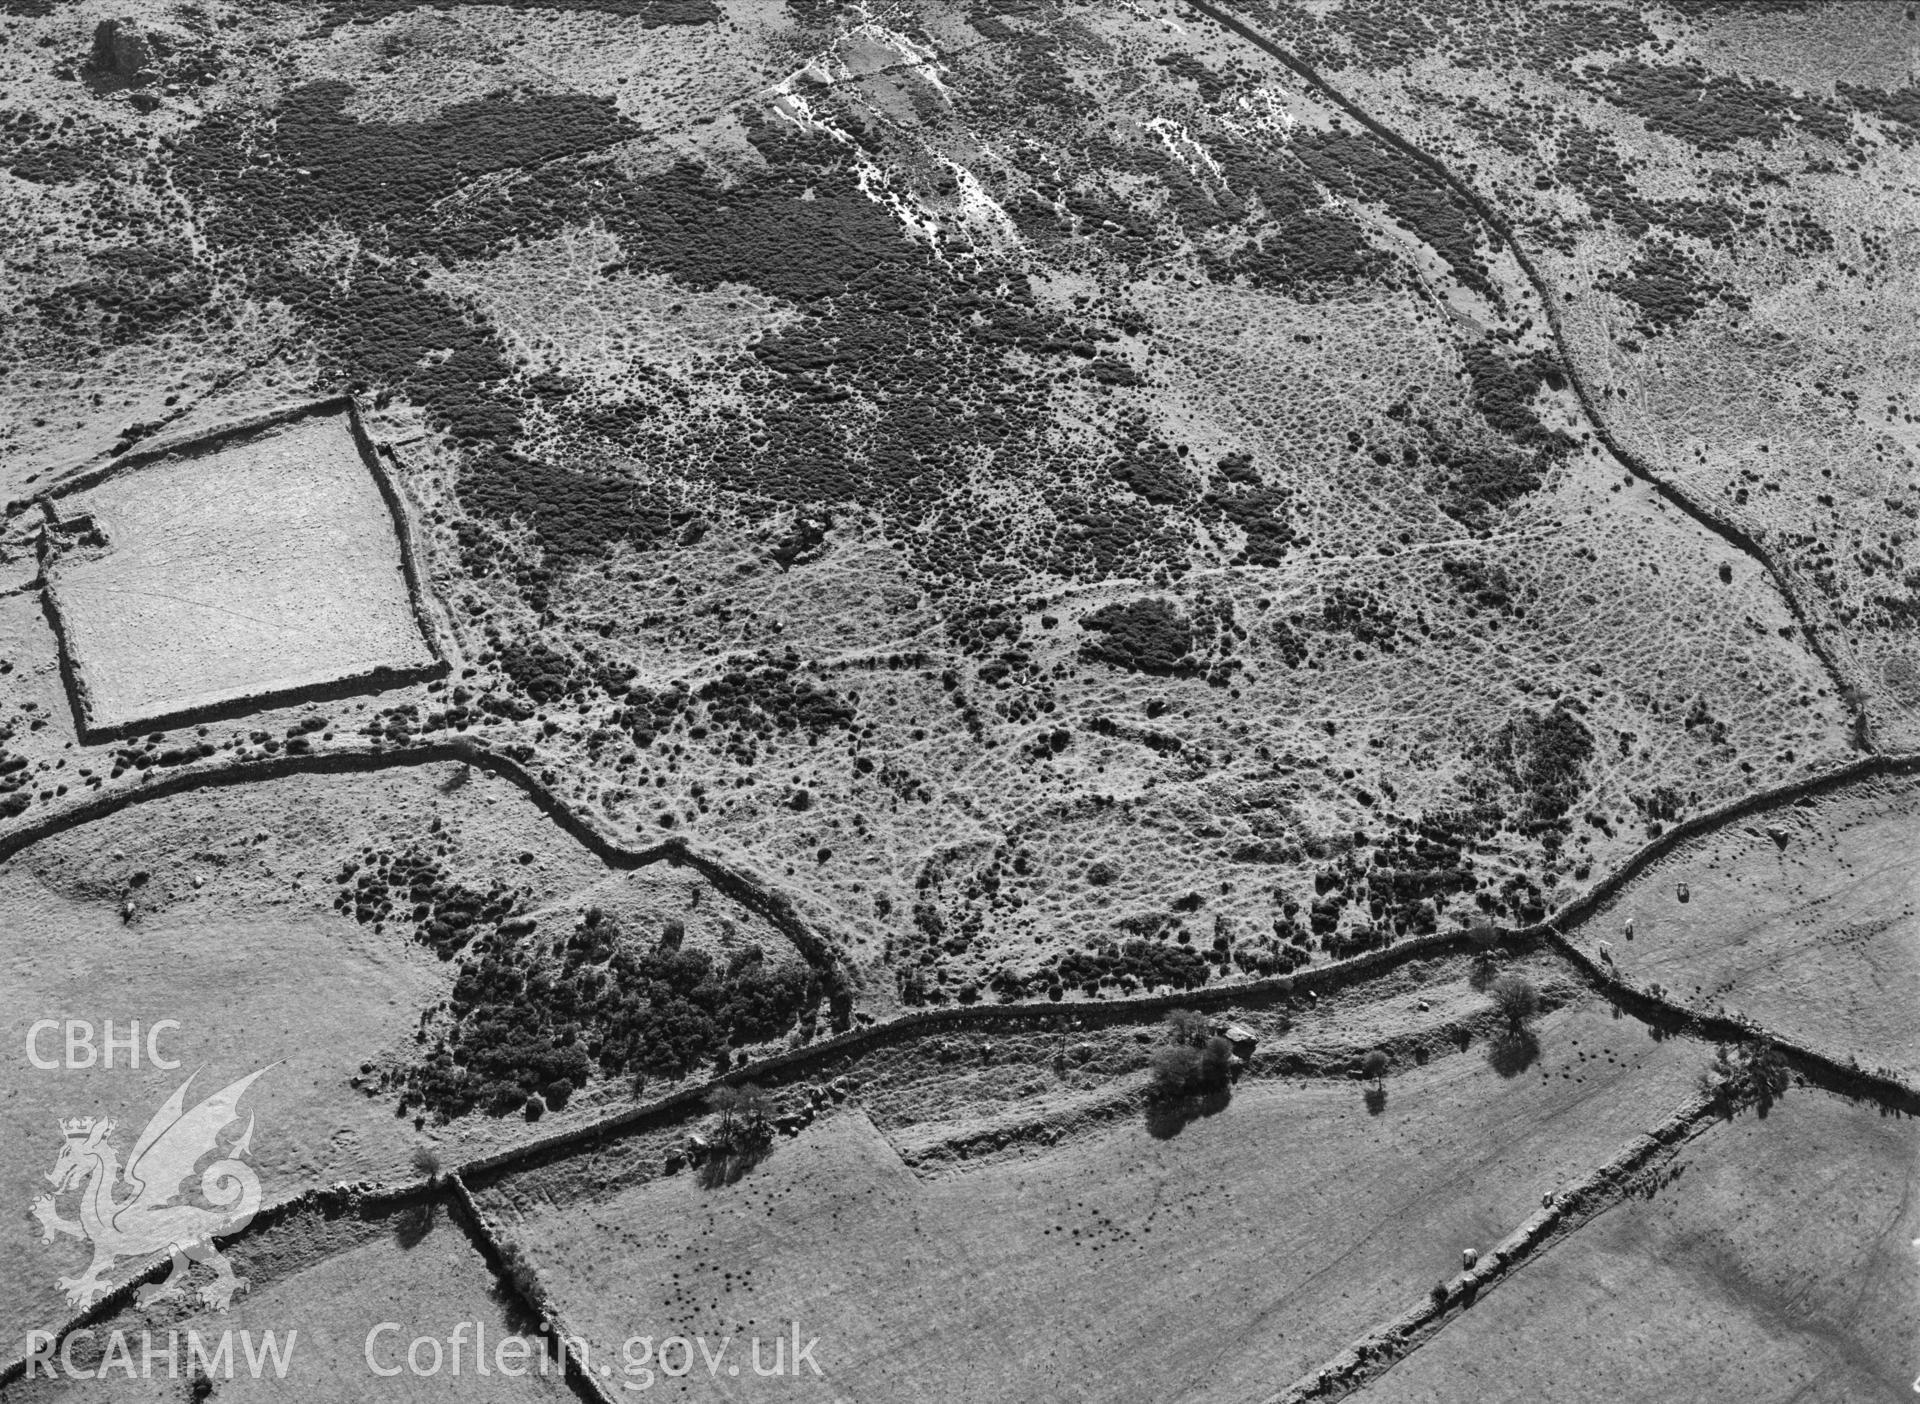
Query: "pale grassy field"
11 1208 571 1403
1358 1085 1920 1404
1572 775 1920 1078
493 999 1704 1404
46 409 433 735
0 762 629 1344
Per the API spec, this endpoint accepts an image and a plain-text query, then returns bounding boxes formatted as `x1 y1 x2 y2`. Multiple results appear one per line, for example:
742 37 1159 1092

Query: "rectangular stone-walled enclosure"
41 401 442 740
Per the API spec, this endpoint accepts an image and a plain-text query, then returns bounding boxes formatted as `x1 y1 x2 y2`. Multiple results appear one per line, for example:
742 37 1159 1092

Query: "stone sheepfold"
42 405 439 739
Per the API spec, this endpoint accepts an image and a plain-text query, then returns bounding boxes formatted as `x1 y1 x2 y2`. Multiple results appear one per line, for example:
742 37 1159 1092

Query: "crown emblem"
59 1116 99 1137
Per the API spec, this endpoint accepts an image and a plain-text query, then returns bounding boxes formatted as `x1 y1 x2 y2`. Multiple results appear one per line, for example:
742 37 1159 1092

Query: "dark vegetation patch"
1597 60 1852 152
1370 817 1477 926
1429 438 1543 533
1107 416 1198 505
1280 0 1656 78
153 65 1245 621
1026 934 1216 1000
1315 585 1402 650
30 244 212 345
1079 597 1195 675
692 662 856 755
611 680 690 750
1204 452 1298 566
1441 557 1517 611
108 738 219 773
0 720 31 819
1602 239 1749 334
1389 346 1572 531
1543 119 1816 255
1478 704 1593 825
1838 82 1920 143
461 449 676 581
1460 343 1567 448
398 908 816 1121
1208 138 1387 293
186 81 635 245
1273 807 1506 955
1 108 102 184
1154 51 1234 102
317 0 719 31
333 844 528 957
496 637 578 707
1291 128 1496 297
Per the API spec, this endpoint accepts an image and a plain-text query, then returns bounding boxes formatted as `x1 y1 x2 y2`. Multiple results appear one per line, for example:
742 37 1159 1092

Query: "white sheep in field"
1461 1247 1479 1270
1598 940 1614 965
1624 918 1635 939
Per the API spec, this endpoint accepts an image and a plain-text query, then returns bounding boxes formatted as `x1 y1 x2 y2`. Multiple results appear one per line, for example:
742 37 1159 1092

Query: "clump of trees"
1149 1009 1234 1099
699 1082 778 1186
707 1082 775 1156
1700 1040 1790 1115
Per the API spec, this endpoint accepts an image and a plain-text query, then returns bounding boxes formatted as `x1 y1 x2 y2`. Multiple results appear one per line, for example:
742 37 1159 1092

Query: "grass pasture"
1573 776 1920 1077
0 758 781 1344
486 999 1702 1404
1357 1086 1920 1404
8 1200 569 1403
42 406 436 738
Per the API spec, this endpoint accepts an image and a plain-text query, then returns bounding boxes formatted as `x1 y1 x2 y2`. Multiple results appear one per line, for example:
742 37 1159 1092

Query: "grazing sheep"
1598 940 1614 965
1461 1247 1479 1270
1623 918 1635 940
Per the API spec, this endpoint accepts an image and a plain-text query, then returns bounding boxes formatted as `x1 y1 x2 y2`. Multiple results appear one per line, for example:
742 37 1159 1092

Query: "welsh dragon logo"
31 1068 269 1310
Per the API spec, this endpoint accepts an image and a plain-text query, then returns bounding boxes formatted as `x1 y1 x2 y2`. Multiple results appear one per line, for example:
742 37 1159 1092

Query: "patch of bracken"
31 243 211 346
401 909 814 1120
1459 343 1567 448
1292 128 1496 297
612 681 689 750
0 722 29 818
496 638 578 707
463 449 674 566
1478 704 1594 825
1079 598 1196 676
1047 937 1219 997
1602 239 1748 334
1596 59 1852 152
1 108 103 184
1209 138 1389 293
317 0 718 29
1203 452 1299 565
1154 51 1235 103
696 662 856 744
1311 586 1402 651
1838 82 1920 144
1441 558 1517 611
1108 417 1198 505
334 845 527 957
